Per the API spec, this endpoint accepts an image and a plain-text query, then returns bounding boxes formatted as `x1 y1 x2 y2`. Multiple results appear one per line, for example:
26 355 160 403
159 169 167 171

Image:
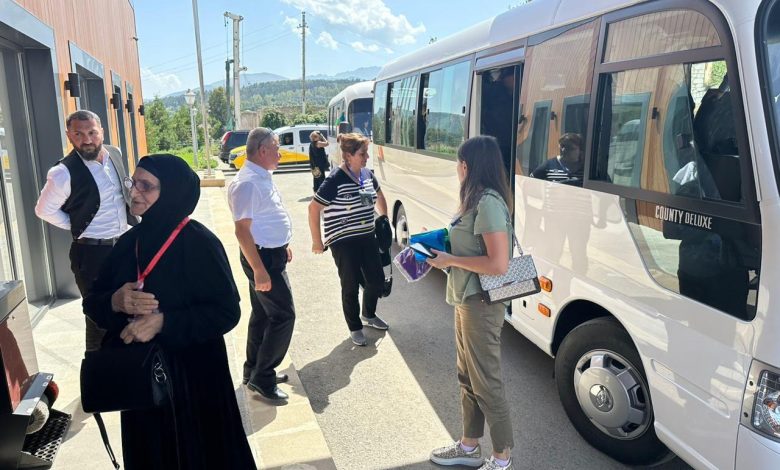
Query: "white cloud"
283 16 300 35
351 41 380 53
140 68 182 97
316 32 339 50
384 47 394 54
281 0 425 47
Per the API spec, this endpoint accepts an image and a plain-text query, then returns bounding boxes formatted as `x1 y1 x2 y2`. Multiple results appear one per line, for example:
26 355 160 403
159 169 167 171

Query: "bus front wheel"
554 317 671 466
395 206 409 248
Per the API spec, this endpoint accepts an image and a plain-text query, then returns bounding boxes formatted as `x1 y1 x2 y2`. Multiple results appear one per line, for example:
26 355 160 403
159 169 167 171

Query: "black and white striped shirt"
314 167 379 246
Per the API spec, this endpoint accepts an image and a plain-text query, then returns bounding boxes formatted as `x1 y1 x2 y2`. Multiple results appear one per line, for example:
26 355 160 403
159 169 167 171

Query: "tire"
555 317 671 466
394 205 409 248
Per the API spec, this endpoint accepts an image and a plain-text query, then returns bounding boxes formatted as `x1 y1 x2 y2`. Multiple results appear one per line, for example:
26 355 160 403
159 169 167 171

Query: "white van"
229 123 330 168
275 124 330 165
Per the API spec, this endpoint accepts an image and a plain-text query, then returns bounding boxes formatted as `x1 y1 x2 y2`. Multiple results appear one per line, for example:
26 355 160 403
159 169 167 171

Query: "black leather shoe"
243 373 289 385
247 383 288 401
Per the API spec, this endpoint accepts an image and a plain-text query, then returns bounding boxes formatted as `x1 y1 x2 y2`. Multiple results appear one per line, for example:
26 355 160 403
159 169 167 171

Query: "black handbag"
80 341 170 413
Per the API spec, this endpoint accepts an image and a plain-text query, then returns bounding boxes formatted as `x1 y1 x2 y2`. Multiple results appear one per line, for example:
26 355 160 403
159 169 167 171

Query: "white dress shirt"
227 160 292 248
35 149 128 239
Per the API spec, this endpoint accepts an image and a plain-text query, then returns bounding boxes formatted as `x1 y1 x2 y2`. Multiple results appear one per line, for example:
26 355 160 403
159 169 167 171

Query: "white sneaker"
430 441 483 467
478 456 513 470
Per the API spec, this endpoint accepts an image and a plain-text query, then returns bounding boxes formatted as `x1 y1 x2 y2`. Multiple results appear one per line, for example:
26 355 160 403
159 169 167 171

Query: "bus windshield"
349 98 373 136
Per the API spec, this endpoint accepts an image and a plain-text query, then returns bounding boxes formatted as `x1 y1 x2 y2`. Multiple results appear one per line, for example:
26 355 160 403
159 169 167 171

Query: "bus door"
476 61 523 185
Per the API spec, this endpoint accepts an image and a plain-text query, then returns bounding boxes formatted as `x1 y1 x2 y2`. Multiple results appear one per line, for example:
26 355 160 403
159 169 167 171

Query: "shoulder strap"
93 412 120 469
478 191 521 254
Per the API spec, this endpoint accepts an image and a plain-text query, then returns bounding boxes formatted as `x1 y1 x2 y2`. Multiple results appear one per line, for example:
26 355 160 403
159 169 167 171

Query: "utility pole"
225 58 233 129
298 11 307 115
191 0 212 177
225 11 245 129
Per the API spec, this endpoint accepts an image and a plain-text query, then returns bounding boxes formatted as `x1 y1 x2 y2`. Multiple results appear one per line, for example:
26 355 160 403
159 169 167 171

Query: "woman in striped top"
308 133 390 346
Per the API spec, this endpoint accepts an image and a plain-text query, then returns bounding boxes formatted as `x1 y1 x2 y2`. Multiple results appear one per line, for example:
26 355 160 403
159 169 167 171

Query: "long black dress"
83 155 256 469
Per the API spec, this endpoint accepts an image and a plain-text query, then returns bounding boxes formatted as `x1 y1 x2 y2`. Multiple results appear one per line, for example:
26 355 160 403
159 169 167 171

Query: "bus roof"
327 80 374 108
375 0 648 82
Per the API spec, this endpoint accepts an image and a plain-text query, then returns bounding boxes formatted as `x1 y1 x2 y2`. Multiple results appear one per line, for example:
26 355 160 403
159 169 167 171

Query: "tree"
291 112 326 125
208 86 229 141
261 109 286 129
144 98 176 151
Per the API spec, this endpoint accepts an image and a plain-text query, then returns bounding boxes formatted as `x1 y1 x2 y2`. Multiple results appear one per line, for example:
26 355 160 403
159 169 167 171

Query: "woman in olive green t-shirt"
427 136 516 470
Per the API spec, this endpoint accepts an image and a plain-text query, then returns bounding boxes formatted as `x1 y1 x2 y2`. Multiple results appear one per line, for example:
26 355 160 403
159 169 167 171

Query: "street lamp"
184 89 199 170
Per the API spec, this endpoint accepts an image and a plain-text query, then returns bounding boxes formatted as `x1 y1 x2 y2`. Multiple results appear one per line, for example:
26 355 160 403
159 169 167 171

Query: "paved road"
228 168 693 470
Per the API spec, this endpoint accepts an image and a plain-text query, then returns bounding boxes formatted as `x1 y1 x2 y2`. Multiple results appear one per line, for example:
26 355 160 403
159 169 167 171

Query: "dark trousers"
312 166 326 192
329 235 385 332
240 246 296 389
69 242 113 351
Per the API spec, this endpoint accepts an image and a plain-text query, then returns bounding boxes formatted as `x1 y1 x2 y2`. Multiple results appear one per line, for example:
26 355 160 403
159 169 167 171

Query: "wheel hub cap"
573 350 650 439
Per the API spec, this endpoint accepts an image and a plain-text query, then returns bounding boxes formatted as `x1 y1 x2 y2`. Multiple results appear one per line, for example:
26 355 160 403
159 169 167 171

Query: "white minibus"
371 0 780 468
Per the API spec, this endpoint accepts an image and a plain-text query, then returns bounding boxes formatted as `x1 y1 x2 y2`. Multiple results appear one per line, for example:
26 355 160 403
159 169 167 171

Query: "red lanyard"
135 217 190 290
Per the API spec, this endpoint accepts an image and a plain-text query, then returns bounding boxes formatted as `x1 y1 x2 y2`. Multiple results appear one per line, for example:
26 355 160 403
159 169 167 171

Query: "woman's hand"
312 240 325 254
120 313 164 344
426 249 454 269
111 282 159 315
287 246 294 263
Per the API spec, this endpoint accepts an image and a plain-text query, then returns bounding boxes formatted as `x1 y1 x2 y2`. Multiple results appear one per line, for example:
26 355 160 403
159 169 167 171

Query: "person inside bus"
426 135 516 470
481 68 514 165
309 131 329 192
308 133 390 347
530 132 585 186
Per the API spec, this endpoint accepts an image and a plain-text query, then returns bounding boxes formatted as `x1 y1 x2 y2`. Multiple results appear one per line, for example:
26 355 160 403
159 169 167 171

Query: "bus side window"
516 20 600 183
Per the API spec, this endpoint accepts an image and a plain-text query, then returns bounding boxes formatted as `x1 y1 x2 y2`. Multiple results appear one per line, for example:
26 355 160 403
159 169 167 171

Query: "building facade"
0 0 146 319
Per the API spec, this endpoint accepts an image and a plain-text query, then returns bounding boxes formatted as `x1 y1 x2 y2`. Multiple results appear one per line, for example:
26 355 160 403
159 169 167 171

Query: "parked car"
219 130 249 163
229 124 329 169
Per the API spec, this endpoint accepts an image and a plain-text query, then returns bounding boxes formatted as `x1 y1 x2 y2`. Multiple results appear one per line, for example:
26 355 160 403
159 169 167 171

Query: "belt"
74 237 119 246
255 244 288 252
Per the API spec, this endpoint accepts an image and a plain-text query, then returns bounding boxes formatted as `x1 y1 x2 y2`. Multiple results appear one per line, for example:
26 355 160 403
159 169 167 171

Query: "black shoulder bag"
79 217 190 468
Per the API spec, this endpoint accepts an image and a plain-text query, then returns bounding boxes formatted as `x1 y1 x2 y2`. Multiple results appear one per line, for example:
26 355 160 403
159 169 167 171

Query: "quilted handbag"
476 193 541 304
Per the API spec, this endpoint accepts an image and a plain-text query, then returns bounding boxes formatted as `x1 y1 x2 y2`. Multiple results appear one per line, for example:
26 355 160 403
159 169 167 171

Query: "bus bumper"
736 424 780 468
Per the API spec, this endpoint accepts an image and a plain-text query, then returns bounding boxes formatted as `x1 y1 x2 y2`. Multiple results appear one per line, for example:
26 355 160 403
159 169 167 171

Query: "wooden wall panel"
14 0 147 166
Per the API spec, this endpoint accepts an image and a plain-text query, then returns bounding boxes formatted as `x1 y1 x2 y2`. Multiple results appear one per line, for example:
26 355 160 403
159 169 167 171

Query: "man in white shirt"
35 110 134 351
228 127 295 402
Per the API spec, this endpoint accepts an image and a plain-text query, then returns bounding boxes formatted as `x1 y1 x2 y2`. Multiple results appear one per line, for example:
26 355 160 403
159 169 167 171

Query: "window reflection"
594 61 741 203
389 76 418 148
420 61 469 155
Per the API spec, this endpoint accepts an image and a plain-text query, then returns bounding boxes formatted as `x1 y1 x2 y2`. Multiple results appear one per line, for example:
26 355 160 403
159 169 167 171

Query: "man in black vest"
35 110 136 351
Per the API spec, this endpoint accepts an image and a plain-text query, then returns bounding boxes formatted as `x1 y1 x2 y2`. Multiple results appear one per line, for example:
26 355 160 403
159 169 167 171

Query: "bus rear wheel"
394 206 409 248
555 317 671 466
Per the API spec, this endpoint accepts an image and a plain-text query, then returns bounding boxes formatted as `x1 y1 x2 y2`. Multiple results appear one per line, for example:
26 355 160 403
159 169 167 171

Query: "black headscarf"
135 154 200 265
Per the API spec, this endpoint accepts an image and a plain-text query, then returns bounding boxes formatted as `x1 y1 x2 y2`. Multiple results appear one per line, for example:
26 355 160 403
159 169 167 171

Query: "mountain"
308 66 380 81
155 78 362 110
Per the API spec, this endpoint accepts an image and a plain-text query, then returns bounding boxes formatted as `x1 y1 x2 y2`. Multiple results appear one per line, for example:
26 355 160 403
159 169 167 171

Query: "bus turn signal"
539 276 552 292
538 303 551 317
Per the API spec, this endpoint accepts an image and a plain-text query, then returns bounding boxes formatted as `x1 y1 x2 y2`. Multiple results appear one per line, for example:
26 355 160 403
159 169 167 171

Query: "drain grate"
22 409 72 464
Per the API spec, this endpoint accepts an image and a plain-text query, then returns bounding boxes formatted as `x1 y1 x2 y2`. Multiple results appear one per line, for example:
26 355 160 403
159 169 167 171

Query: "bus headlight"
742 359 780 441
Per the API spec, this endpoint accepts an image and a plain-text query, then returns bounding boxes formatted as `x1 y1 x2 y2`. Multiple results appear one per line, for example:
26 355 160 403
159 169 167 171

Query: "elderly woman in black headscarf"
83 155 256 469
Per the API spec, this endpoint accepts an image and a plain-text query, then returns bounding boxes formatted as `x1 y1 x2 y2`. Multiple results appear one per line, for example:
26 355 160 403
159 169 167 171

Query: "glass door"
0 42 54 312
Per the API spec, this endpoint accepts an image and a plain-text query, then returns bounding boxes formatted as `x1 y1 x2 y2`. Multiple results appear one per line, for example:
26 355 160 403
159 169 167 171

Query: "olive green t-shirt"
445 189 512 306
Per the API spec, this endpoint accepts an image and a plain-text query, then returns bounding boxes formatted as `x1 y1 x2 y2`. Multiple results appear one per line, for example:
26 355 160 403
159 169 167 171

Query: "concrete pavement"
37 180 335 469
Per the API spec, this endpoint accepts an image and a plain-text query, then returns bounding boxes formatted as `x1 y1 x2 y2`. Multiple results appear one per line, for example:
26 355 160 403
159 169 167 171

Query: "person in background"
35 109 136 352
309 130 330 192
228 127 296 402
530 133 584 185
308 133 389 347
83 154 255 469
426 136 516 470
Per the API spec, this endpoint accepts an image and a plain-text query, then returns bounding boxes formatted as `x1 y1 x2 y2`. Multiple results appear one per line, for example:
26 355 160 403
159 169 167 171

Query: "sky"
135 0 526 98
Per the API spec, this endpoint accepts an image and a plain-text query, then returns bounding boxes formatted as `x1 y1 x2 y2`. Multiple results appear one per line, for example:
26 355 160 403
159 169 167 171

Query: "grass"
164 147 216 170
